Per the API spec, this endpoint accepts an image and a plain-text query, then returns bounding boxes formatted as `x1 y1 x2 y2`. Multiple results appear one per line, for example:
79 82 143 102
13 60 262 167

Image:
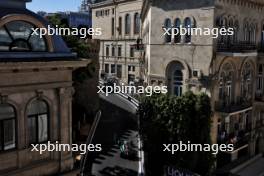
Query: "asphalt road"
84 92 140 176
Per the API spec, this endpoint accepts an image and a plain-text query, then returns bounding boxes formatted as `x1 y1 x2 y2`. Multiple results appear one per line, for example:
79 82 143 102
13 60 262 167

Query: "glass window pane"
3 119 16 150
0 27 12 51
5 21 33 40
28 100 48 116
10 39 31 51
28 117 37 144
29 35 46 51
0 104 15 120
38 115 48 143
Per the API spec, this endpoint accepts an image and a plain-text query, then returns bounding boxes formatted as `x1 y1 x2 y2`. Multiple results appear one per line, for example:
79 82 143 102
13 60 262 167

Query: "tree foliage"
138 92 214 175
46 14 96 83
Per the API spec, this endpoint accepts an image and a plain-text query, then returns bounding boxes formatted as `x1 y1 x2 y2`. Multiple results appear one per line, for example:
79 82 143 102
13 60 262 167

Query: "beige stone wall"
141 0 264 163
142 0 215 93
215 0 264 45
92 0 142 84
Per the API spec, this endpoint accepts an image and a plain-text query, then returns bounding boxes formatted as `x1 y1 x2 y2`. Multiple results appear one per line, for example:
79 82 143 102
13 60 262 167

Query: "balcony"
217 131 250 167
215 99 252 114
217 41 257 53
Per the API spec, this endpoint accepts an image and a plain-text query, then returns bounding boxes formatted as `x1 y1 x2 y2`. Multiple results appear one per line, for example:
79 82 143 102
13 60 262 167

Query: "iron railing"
215 99 252 113
217 41 257 52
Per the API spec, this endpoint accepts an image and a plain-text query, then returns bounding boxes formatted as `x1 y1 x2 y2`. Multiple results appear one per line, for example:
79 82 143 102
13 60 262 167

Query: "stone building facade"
141 0 264 172
91 0 143 84
0 0 91 175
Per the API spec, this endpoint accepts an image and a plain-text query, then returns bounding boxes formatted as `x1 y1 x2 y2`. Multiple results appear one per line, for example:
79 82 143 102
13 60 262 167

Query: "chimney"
0 0 32 9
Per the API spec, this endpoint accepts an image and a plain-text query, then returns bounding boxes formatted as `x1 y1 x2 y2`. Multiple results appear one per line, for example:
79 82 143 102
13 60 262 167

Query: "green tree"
46 14 96 83
138 92 214 175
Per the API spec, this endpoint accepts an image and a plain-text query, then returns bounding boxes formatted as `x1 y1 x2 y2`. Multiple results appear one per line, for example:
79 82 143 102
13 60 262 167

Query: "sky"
27 0 82 13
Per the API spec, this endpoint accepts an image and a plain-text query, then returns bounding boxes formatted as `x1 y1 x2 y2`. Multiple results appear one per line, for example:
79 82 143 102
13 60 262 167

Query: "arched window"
252 24 257 44
112 46 115 57
228 19 234 44
27 99 49 144
244 21 249 42
184 17 192 43
173 69 183 96
219 63 234 105
125 14 131 35
241 62 253 101
164 18 172 43
134 13 140 34
0 104 16 151
248 25 253 43
257 64 263 92
118 16 122 35
174 18 181 43
0 21 47 52
234 20 239 43
219 17 228 44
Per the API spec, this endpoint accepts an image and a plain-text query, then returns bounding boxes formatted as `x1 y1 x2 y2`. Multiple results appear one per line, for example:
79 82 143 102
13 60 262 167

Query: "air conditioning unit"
192 69 202 78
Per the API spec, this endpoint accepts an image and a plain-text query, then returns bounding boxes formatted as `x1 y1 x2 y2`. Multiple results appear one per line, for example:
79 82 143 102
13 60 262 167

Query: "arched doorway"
172 69 183 96
166 61 186 96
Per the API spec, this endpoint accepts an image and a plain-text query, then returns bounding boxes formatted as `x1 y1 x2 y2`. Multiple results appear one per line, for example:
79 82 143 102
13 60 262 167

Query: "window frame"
174 18 181 43
134 13 140 34
0 20 48 52
164 18 172 43
118 16 122 36
27 100 50 145
0 104 16 152
184 17 192 43
125 14 131 35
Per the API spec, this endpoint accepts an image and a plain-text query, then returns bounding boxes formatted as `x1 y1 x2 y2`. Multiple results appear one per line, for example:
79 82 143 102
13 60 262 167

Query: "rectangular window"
105 64 109 73
130 46 134 57
118 17 122 35
128 65 131 72
112 8 115 15
111 64 115 73
118 45 122 57
106 45 109 57
132 66 136 72
112 46 115 57
111 18 115 36
117 65 122 78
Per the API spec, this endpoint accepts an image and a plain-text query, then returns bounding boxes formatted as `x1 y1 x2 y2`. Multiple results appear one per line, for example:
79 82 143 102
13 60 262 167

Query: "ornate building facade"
0 0 91 175
92 0 143 84
141 0 264 173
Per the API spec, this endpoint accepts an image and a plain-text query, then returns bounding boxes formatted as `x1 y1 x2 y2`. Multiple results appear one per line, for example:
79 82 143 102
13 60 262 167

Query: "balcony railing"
217 41 257 52
217 132 249 167
215 100 252 113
